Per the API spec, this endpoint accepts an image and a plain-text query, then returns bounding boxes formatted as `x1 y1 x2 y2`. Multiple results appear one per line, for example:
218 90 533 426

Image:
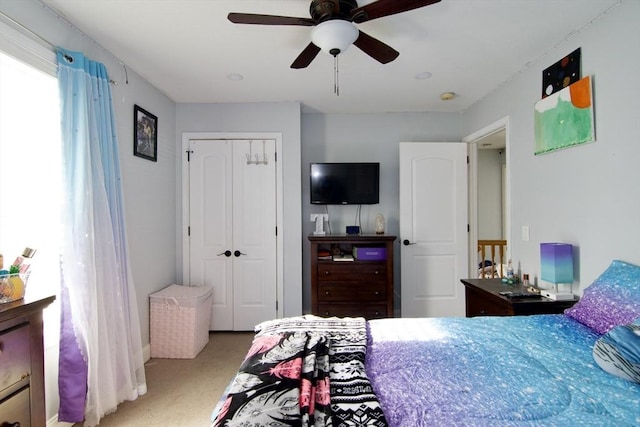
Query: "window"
0 49 62 339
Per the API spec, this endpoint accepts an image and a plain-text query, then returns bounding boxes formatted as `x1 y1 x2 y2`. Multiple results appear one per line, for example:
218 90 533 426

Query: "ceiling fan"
228 0 441 69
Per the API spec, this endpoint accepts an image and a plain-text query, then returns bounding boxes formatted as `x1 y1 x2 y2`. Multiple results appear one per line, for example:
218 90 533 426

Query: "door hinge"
467 224 470 233
188 226 191 236
276 300 279 311
467 155 469 164
275 226 278 236
186 150 194 161
275 152 277 162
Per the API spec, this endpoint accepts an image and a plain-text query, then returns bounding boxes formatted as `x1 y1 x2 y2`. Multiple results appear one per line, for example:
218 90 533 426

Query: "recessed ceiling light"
415 71 432 80
227 73 244 81
440 91 456 101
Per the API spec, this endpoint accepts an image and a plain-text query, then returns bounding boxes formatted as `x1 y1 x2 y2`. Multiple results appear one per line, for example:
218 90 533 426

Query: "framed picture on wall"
133 104 157 162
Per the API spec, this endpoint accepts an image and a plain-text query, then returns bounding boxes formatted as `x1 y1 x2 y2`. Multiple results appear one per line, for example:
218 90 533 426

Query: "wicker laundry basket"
150 284 213 359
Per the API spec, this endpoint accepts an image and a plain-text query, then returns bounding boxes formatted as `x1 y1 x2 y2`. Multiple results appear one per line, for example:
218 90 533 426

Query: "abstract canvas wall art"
534 75 594 155
542 48 581 98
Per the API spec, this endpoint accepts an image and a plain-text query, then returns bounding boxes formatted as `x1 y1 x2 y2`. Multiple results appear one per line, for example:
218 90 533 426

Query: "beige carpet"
84 332 254 427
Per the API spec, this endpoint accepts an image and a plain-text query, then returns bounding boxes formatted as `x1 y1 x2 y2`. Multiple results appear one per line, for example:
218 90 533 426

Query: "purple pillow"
565 260 640 335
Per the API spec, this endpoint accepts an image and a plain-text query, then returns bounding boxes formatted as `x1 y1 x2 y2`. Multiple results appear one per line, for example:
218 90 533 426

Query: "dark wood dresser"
309 234 396 319
461 278 577 317
1 295 56 427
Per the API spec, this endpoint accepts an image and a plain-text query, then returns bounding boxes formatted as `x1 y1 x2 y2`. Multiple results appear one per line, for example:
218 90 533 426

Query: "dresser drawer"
0 386 31 427
465 288 511 316
317 263 386 283
317 282 386 302
0 324 31 393
317 303 388 319
467 297 510 316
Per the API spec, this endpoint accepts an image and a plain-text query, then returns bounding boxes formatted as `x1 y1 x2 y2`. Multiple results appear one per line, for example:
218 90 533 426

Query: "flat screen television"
310 162 379 205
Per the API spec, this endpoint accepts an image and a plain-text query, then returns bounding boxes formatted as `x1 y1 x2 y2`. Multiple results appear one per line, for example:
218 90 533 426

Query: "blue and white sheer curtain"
56 48 146 426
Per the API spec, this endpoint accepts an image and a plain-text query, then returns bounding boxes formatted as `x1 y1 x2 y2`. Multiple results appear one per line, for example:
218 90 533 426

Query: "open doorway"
464 117 510 277
477 129 506 240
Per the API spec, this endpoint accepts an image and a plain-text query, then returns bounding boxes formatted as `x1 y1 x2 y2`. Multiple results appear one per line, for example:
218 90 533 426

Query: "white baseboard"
143 342 151 362
47 415 73 427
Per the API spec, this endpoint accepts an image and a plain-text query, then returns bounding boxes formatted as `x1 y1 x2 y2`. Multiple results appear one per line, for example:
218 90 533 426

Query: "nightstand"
460 278 578 317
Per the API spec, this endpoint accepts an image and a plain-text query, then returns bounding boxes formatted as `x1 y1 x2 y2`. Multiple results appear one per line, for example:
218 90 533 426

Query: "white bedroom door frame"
463 116 511 277
181 132 284 329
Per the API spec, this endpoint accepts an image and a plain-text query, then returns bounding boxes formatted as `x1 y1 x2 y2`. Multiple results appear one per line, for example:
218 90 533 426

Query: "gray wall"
301 112 462 312
463 0 640 290
477 148 504 240
175 102 303 317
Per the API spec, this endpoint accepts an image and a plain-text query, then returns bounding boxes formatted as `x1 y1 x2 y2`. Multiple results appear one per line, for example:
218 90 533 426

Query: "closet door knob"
234 250 247 257
217 250 232 257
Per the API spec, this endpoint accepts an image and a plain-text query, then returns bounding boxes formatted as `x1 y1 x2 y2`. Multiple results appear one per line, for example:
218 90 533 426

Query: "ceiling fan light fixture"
311 20 359 56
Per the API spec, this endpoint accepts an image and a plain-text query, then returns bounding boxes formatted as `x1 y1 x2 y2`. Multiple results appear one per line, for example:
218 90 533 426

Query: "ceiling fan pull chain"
334 55 339 96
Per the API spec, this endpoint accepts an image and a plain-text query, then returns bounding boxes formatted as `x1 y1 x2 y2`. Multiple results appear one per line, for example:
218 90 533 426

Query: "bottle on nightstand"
506 259 514 279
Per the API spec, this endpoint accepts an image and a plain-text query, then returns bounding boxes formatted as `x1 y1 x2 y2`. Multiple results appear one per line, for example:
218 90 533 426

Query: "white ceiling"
41 0 620 114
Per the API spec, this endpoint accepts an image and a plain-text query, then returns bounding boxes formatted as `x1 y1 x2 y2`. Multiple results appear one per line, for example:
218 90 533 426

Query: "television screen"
310 162 379 205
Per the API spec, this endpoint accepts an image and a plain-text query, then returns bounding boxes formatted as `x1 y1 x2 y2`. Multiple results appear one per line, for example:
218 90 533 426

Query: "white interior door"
189 139 277 331
399 142 468 317
231 140 277 330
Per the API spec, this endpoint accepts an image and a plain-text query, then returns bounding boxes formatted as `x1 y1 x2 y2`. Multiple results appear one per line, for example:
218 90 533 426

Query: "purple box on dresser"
353 247 387 261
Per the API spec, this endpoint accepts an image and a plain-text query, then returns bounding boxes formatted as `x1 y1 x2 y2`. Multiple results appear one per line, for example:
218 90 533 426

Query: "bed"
478 239 507 278
211 259 640 426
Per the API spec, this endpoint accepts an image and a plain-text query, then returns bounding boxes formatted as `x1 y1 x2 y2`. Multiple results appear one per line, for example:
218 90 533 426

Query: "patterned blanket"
212 315 387 427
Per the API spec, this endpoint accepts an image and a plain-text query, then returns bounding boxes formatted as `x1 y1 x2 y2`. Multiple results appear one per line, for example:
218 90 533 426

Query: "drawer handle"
374 270 380 275
5 423 21 427
374 291 380 296
324 271 330 276
325 291 330 295
324 311 330 316
21 372 30 381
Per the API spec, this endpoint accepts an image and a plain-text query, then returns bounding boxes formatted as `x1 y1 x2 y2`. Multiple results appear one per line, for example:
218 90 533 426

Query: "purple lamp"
540 243 574 300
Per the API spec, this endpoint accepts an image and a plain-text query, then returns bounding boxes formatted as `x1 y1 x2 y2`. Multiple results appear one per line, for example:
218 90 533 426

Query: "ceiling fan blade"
351 0 441 23
353 31 399 64
291 43 322 69
228 13 315 26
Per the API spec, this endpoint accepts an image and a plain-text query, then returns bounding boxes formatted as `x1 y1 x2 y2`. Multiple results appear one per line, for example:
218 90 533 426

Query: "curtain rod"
0 9 55 49
0 8 127 85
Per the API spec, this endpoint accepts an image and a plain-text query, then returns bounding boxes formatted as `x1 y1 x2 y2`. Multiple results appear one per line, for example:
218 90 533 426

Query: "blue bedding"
366 315 640 427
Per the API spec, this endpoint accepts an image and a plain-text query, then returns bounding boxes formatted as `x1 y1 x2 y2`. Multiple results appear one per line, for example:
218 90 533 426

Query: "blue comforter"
366 315 640 426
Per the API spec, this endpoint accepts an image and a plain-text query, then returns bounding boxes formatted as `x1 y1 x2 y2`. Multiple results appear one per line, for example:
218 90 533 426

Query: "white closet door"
189 139 277 331
232 139 277 330
189 140 234 330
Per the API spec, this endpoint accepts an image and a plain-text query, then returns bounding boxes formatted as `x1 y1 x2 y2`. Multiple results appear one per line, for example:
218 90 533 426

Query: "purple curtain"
57 284 87 422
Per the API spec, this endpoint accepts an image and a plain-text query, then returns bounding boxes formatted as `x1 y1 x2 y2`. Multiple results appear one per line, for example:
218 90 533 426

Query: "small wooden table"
460 278 578 317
